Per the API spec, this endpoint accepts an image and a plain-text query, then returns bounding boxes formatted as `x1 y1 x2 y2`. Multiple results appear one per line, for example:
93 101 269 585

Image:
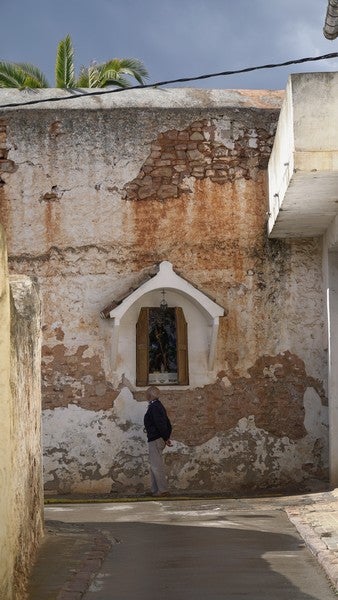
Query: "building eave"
101 261 225 321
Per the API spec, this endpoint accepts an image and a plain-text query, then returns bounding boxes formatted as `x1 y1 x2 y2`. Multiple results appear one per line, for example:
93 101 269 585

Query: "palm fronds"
76 58 148 89
16 63 49 87
0 61 49 88
99 58 149 87
1 37 149 90
76 64 101 88
55 34 75 88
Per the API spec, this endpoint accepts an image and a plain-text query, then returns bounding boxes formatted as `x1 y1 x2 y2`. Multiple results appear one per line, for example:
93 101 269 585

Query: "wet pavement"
28 492 338 600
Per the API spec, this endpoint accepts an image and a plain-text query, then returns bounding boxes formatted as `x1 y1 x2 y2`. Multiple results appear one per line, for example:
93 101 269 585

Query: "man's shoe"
154 491 170 497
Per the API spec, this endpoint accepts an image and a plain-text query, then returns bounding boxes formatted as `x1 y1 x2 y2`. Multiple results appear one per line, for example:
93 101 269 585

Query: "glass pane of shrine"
148 307 178 384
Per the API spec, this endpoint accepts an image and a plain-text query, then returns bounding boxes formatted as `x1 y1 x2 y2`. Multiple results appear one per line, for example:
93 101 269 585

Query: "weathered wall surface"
9 275 44 598
0 224 13 598
0 89 328 496
0 223 43 599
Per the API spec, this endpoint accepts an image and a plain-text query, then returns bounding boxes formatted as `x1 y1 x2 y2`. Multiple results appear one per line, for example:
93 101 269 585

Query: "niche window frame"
101 261 225 388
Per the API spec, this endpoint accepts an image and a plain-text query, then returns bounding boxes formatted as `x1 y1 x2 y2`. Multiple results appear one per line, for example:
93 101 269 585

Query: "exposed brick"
150 166 173 177
190 131 205 141
155 159 172 167
177 131 189 140
161 152 176 160
187 149 203 160
158 184 178 200
123 118 277 202
198 142 212 153
138 186 155 199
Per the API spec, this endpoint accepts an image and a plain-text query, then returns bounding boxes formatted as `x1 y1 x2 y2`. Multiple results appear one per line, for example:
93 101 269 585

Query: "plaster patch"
112 387 146 427
303 387 328 435
43 395 149 494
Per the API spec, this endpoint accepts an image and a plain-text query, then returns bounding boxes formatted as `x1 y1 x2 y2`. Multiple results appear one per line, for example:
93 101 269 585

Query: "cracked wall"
0 89 328 496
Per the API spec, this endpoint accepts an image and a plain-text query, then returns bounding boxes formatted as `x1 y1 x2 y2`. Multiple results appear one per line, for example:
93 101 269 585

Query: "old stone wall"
0 225 43 599
0 89 328 496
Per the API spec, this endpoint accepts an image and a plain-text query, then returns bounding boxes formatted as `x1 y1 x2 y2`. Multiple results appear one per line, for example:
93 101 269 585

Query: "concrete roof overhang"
268 72 338 241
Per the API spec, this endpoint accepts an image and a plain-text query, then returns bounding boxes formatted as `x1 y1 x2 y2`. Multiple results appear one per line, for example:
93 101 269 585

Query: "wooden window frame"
136 306 189 386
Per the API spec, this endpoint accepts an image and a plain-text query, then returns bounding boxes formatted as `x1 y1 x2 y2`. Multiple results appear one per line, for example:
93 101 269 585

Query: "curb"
286 509 338 593
44 494 233 504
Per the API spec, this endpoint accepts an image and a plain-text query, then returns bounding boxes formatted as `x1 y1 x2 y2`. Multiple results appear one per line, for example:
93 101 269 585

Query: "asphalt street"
28 498 338 600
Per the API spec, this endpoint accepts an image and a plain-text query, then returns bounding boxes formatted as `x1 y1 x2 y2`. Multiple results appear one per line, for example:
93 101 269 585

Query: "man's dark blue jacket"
144 399 172 442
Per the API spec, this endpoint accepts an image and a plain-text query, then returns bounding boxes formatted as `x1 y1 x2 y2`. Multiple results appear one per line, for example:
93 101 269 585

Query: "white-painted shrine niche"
101 261 225 389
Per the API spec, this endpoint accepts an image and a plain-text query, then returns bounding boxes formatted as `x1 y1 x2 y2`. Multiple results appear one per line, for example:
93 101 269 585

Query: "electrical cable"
0 51 337 109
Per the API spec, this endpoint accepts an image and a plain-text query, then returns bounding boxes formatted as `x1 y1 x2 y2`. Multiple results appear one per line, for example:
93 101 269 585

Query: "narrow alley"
28 495 338 600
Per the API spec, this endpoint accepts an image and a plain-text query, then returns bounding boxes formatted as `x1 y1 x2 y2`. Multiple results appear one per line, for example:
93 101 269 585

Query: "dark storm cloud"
0 0 337 90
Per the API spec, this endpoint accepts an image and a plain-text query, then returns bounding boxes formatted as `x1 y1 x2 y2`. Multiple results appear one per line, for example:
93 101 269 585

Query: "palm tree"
0 61 49 88
76 58 149 88
0 35 148 89
55 34 76 88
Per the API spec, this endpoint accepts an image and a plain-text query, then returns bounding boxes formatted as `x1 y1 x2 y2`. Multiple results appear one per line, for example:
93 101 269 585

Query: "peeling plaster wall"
0 224 43 600
0 89 328 496
43 384 328 496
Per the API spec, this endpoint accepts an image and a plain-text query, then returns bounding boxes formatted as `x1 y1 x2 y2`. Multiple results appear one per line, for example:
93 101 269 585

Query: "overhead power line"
0 51 337 109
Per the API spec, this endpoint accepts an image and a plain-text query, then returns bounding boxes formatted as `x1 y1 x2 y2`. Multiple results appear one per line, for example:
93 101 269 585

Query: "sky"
1 0 337 91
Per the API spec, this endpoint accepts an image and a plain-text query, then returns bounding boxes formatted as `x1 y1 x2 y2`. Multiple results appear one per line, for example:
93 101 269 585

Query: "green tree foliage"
0 35 148 89
55 35 76 88
0 62 49 88
76 58 149 88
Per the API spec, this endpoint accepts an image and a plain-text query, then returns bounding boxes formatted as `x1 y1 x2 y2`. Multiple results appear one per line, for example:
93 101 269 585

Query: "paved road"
29 498 338 600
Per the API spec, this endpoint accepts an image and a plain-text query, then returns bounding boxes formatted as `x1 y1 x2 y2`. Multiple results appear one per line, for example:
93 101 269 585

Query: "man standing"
144 386 172 497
